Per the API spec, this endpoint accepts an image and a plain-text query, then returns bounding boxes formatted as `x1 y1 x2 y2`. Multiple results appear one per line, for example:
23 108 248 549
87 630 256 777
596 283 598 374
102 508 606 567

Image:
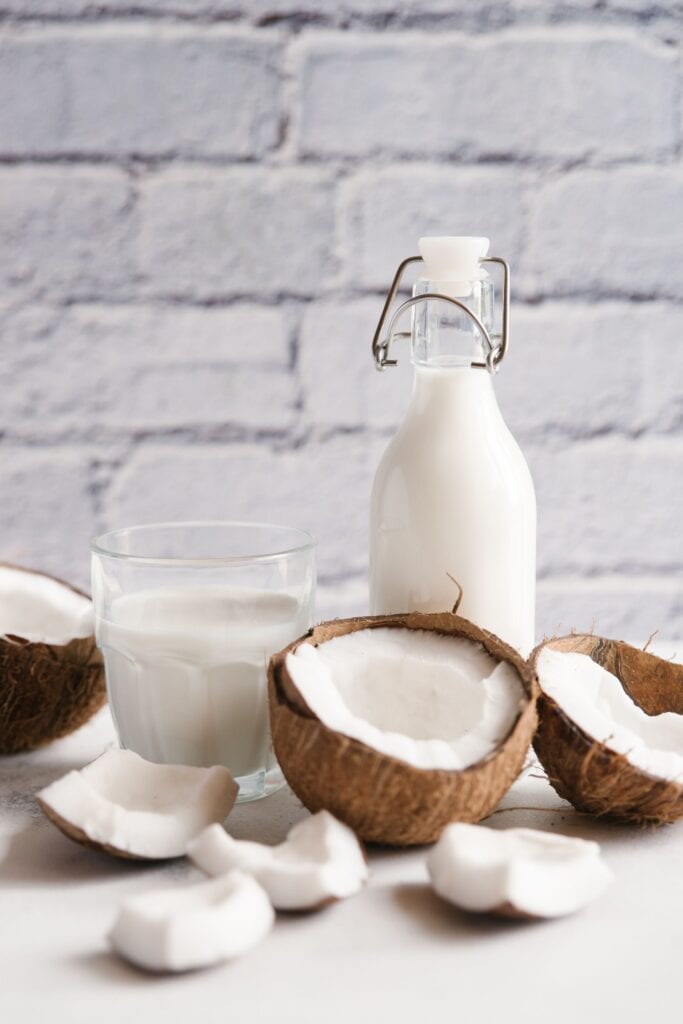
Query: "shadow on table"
71 950 198 986
227 785 310 845
0 785 310 888
0 819 154 887
392 882 553 939
72 947 252 986
485 803 676 850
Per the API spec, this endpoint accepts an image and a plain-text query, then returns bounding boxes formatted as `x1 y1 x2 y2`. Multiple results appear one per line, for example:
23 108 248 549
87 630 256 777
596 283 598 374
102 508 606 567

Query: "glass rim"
90 520 316 568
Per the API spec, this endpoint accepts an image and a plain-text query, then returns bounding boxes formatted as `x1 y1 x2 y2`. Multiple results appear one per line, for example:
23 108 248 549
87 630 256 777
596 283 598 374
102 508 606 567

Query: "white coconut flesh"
285 628 524 770
537 649 683 783
37 749 238 859
109 870 274 972
0 565 93 644
428 823 612 919
189 810 368 910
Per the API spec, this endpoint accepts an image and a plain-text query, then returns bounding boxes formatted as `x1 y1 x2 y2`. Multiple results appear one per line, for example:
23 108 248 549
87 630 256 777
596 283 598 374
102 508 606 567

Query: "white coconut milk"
370 364 536 655
96 586 308 779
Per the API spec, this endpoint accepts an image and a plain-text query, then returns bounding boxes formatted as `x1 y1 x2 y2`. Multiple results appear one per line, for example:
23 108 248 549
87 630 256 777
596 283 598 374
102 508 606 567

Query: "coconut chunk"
188 810 368 910
110 871 274 972
537 648 683 783
37 749 238 860
285 627 524 771
428 823 612 919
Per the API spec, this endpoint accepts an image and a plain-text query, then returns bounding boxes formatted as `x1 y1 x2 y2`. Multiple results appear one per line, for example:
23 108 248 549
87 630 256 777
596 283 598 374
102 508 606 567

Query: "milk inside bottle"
369 236 536 655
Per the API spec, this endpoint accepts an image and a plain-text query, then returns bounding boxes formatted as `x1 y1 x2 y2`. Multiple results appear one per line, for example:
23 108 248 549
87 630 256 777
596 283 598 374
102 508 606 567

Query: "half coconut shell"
532 634 683 825
268 613 538 846
0 564 105 755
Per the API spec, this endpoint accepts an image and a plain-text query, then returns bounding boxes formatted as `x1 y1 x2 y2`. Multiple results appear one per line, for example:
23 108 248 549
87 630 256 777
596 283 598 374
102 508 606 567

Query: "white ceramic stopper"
418 236 489 281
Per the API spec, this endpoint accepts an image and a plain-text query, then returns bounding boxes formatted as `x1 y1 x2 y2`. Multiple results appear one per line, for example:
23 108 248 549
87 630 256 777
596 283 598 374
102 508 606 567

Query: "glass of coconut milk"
91 522 315 801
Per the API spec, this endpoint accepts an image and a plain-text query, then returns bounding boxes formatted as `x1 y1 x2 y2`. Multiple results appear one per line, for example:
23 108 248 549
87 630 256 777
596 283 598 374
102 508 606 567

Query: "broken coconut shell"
0 564 105 755
37 749 238 860
427 823 612 920
268 613 538 846
532 634 683 825
110 871 274 972
189 810 368 911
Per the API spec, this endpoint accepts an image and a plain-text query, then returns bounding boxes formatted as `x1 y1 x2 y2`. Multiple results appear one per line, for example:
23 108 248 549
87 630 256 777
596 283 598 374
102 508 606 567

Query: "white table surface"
1 647 681 1024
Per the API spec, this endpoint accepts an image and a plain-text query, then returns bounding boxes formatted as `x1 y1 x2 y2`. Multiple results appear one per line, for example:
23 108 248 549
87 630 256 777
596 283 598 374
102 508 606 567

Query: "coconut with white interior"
189 810 368 910
428 823 612 919
269 614 537 846
37 748 238 859
0 563 104 754
532 635 683 825
110 870 274 972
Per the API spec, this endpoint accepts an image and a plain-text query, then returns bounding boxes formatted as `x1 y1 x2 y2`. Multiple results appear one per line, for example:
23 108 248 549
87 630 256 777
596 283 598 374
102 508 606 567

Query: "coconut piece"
427 823 612 919
188 810 368 910
0 563 104 755
532 636 683 825
268 613 537 846
36 748 238 859
110 871 274 972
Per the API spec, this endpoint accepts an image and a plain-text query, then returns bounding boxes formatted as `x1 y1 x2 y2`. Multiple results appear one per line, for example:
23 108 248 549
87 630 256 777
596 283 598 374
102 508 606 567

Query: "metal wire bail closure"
371 254 510 373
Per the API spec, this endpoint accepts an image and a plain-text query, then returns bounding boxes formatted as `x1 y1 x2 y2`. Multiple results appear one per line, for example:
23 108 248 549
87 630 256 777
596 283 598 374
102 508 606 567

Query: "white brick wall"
0 167 134 300
106 438 382 581
527 168 683 298
0 2 681 644
341 166 528 290
138 168 337 299
0 27 282 158
296 32 677 160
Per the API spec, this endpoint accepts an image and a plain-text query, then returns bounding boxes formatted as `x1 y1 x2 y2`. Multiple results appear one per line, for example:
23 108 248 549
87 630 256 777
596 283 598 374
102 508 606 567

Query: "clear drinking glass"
91 522 315 801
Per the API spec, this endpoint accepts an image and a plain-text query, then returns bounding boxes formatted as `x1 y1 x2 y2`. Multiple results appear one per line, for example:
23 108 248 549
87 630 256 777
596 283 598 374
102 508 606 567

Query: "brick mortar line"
0 17 679 36
88 446 133 528
536 569 683 581
305 567 683 586
0 11 248 28
0 9 681 35
293 150 683 172
536 574 683 589
2 427 681 449
1 403 681 441
11 295 683 311
672 26 683 159
0 156 680 183
315 575 683 589
14 287 680 306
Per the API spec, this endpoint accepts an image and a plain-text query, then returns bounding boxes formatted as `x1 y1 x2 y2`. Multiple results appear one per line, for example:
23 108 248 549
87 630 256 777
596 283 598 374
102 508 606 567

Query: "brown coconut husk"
532 634 683 826
269 613 538 847
0 565 105 755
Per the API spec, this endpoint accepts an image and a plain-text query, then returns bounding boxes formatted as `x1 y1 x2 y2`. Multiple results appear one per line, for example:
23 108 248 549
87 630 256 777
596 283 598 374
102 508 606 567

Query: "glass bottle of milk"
369 236 536 655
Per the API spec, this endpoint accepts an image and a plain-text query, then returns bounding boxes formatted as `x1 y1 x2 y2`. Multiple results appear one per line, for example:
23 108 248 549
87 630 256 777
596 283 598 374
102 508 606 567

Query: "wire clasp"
371 255 510 373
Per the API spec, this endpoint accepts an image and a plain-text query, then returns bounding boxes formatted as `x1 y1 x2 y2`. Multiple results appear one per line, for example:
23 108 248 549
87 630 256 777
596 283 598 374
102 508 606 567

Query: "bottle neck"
409 363 500 421
411 275 494 368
